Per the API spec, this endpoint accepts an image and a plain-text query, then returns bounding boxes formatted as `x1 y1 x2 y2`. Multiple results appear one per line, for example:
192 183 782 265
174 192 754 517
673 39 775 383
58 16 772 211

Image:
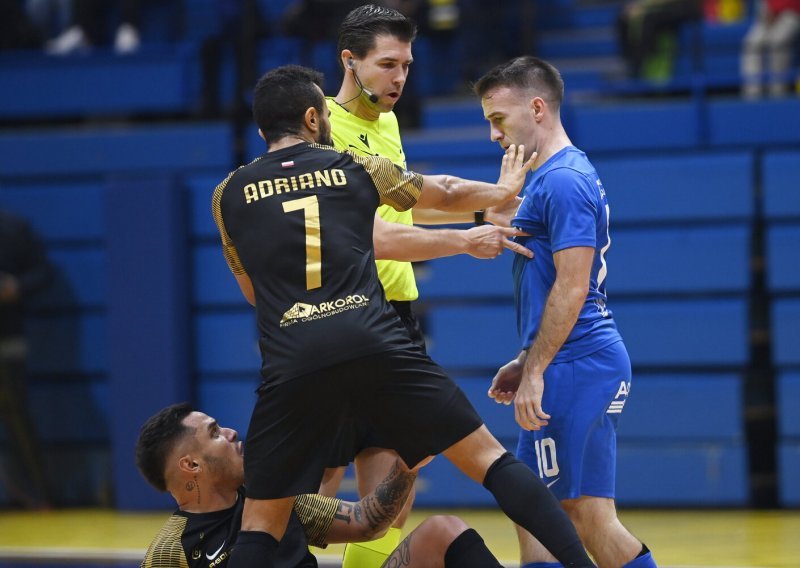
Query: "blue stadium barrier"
772 299 800 367
707 99 800 146
613 298 749 366
767 224 800 293
777 372 800 438
595 151 754 223
403 129 499 165
617 374 743 441
193 244 247 307
570 101 700 152
197 376 260 439
416 253 515 299
0 47 196 119
617 443 748 505
195 312 261 374
28 380 110 442
0 124 233 178
26 313 107 375
611 225 751 294
537 27 619 59
0 182 105 241
764 150 800 220
35 249 107 310
779 442 800 506
426 304 519 370
185 173 229 238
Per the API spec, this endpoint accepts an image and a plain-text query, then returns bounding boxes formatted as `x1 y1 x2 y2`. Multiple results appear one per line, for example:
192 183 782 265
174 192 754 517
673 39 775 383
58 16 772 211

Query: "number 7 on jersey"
282 196 322 290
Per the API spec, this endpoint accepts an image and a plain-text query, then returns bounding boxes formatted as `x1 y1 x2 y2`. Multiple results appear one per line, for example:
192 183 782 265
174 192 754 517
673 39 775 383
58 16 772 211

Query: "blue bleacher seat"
0 48 196 119
569 101 700 152
193 244 250 307
777 372 800 438
611 225 751 294
618 374 743 441
0 182 105 241
772 299 800 366
426 304 519 370
595 151 754 223
195 311 260 373
767 225 800 293
0 124 233 178
617 443 748 505
764 150 800 220
198 376 260 438
707 99 800 146
779 442 800 506
613 298 749 366
416 253 514 300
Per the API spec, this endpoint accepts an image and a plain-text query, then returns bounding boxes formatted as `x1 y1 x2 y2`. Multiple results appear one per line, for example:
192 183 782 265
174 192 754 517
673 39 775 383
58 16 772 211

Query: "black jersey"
212 143 423 385
140 489 341 568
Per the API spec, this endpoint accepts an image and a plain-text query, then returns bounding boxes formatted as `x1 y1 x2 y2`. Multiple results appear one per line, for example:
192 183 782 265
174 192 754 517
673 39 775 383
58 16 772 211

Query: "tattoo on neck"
194 476 201 504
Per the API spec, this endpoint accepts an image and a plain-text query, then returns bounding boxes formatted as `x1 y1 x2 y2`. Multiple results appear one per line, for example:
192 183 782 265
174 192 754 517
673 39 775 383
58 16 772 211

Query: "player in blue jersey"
474 56 658 568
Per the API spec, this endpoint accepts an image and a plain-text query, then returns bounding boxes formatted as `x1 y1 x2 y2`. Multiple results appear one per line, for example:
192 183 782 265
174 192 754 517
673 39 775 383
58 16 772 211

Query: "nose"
490 125 503 143
223 427 237 442
393 68 406 88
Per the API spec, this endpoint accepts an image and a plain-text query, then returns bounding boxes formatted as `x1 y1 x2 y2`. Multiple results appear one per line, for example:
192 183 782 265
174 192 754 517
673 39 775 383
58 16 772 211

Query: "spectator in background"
45 0 141 55
617 0 702 81
25 0 71 43
741 0 800 98
0 209 54 509
199 0 271 120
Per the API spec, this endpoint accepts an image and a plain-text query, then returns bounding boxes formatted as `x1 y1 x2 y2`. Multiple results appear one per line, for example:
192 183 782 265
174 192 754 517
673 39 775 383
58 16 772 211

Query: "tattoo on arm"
334 502 354 524
355 459 416 532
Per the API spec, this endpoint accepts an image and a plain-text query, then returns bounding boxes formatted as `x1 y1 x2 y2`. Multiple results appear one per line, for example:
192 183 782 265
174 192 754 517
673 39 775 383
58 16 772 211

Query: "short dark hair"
252 65 325 143
135 402 194 492
337 4 417 70
473 56 564 108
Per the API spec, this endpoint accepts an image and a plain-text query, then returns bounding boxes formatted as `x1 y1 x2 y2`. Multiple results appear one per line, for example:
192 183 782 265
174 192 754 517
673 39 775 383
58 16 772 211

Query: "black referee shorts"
243 348 483 500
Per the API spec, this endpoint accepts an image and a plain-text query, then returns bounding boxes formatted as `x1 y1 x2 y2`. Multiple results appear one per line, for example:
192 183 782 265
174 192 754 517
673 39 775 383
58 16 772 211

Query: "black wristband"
474 210 485 226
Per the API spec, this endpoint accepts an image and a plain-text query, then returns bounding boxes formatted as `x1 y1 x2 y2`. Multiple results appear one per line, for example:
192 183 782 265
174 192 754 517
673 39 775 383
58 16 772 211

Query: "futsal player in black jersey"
212 65 595 568
136 403 503 568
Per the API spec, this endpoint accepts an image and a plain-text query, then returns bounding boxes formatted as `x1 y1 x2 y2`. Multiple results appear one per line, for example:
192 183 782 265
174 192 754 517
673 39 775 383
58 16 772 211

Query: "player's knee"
417 515 469 545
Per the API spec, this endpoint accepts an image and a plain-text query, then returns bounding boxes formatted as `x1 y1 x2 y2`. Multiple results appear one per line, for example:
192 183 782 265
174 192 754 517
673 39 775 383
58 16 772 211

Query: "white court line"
0 548 774 568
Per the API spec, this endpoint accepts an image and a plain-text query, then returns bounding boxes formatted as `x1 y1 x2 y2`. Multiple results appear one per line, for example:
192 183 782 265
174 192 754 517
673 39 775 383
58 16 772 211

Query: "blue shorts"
516 340 631 501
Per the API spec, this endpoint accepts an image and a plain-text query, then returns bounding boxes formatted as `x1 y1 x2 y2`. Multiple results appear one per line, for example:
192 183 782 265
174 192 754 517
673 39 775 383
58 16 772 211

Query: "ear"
178 455 200 474
303 106 320 134
530 97 546 121
340 49 354 71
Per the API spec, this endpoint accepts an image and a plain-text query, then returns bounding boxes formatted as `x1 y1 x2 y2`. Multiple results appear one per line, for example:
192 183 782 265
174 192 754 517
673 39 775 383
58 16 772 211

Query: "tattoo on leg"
381 535 412 568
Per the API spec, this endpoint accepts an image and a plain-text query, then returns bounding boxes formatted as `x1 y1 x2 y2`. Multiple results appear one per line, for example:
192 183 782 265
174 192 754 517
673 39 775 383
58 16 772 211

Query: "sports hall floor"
0 508 798 567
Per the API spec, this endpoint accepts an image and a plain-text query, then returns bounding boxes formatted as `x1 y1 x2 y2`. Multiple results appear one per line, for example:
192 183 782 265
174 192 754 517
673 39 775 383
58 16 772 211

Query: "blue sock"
522 563 563 568
623 545 657 568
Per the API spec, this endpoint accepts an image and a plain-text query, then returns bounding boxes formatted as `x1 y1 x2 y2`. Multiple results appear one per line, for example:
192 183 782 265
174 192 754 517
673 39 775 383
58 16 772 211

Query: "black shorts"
243 348 483 500
327 300 429 467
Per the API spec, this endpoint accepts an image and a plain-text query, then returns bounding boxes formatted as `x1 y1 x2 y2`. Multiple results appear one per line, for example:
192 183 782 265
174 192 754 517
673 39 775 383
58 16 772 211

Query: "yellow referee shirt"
327 97 418 302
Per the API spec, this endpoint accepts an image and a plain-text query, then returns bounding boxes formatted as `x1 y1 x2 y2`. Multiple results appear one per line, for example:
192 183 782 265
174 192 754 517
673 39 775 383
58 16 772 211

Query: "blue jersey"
512 146 621 363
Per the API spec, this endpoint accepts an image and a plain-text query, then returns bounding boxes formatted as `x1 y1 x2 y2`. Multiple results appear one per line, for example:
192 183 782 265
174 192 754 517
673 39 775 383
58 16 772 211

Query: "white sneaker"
114 23 140 54
45 26 90 55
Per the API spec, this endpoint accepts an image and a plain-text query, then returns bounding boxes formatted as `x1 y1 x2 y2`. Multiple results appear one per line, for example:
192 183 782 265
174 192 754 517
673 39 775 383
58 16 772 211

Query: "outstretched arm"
373 214 532 261
414 146 534 212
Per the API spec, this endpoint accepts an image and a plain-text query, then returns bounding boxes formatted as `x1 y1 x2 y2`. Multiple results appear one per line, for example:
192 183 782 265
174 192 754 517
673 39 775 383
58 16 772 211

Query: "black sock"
483 453 594 568
444 528 504 567
228 530 279 568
